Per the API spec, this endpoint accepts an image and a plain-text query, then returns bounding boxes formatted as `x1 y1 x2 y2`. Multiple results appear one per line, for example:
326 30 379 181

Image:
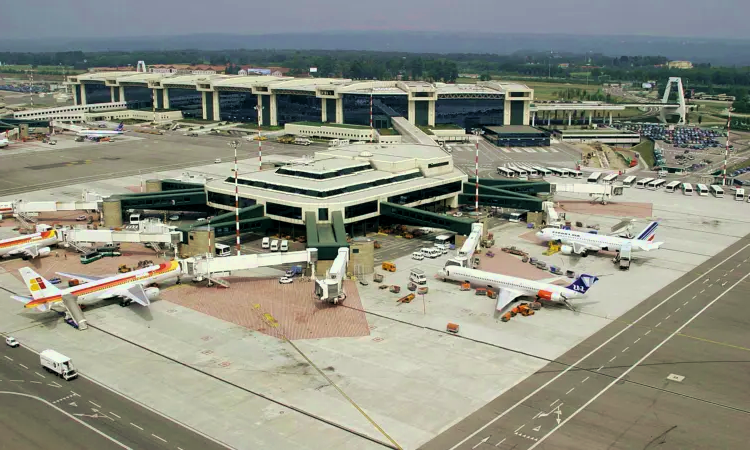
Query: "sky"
4 0 750 40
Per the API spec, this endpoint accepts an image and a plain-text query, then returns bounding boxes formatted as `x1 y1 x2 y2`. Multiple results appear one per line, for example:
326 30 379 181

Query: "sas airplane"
0 230 59 259
11 261 181 311
76 122 124 139
438 266 599 311
535 221 663 257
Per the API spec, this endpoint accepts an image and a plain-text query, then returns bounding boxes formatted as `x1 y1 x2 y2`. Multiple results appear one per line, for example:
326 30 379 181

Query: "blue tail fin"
116 122 124 131
566 274 599 294
635 221 658 242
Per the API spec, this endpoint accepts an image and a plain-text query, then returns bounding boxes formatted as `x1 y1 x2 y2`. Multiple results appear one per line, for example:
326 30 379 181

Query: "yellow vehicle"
381 262 396 272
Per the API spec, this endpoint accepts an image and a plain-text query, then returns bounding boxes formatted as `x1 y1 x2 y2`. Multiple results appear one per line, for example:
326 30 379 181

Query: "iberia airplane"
0 230 60 259
11 261 182 311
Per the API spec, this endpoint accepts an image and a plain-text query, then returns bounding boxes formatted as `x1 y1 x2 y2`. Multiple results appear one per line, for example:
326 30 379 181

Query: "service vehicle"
279 276 293 284
262 237 270 249
409 269 428 285
5 336 19 348
40 349 78 381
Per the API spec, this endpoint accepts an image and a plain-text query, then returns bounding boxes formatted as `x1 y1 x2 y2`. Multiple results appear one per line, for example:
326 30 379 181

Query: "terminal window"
318 208 329 221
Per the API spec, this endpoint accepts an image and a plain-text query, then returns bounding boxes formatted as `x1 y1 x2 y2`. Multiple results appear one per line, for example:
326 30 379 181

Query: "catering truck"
40 349 78 381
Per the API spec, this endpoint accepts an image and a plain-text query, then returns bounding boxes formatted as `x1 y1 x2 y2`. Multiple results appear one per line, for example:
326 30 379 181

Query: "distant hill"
3 32 750 66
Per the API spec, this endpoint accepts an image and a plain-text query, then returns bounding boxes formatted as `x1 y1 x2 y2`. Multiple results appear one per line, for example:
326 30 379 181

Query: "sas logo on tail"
29 277 46 291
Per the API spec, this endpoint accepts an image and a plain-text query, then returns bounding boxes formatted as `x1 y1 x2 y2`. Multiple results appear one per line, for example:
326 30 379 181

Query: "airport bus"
215 243 231 257
558 168 571 177
523 166 538 177
602 173 619 184
696 184 709 196
569 169 583 179
497 167 516 178
129 213 142 225
710 185 724 198
635 177 654 189
734 188 745 201
587 172 603 184
622 176 637 187
511 166 528 178
547 167 564 176
682 183 694 195
534 166 551 177
647 179 666 190
665 181 681 193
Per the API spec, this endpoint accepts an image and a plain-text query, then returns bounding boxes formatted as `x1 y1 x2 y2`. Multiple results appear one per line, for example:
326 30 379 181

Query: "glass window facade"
207 191 257 208
387 181 462 205
345 200 378 219
342 94 408 125
226 171 423 198
318 208 329 221
276 164 372 179
435 99 504 130
266 202 302 220
275 93 320 125
428 161 449 169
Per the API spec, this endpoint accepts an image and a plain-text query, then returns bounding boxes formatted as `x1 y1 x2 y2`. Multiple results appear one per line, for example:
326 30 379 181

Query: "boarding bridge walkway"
116 189 208 211
305 211 349 261
180 248 318 280
380 202 475 235
61 294 88 330
64 227 180 246
391 117 436 146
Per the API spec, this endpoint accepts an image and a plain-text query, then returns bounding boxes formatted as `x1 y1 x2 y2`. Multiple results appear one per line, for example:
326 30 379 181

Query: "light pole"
228 139 242 255
472 129 484 216
723 108 732 186
254 104 264 172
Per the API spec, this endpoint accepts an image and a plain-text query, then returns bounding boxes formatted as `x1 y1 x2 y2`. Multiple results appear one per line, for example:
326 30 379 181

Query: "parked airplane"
535 221 663 257
10 261 181 311
0 137 9 148
0 230 59 259
437 266 599 311
76 122 124 138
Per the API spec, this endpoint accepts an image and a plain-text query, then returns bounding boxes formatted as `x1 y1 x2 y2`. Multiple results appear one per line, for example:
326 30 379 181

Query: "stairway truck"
40 350 78 381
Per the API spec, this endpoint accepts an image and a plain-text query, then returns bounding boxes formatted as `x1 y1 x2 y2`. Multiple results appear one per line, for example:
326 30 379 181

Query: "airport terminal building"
64 71 534 129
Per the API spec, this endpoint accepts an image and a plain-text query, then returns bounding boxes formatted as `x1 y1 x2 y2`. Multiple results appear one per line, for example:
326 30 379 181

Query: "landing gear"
175 278 181 285
119 299 133 307
579 250 588 258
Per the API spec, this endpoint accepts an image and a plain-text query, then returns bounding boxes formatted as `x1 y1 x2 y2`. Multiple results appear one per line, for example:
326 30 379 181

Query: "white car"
279 277 293 284
169 215 180 221
5 336 19 348
214 158 221 163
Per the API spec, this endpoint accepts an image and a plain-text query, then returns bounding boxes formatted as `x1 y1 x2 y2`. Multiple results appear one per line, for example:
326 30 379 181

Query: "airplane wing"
496 288 524 312
8 244 38 258
56 272 107 283
572 241 600 254
113 285 151 306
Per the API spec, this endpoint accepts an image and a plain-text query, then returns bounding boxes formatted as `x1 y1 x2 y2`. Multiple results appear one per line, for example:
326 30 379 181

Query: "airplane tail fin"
635 221 658 242
116 122 124 131
19 267 60 301
566 274 599 294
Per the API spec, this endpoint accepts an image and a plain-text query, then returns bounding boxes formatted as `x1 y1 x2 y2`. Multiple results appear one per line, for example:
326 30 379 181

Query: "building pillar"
152 89 160 109
408 100 416 125
119 86 126 103
72 85 79 105
321 98 327 122
547 112 551 126
269 93 278 126
212 90 221 121
110 87 116 103
428 99 436 127
163 88 170 109
532 113 536 127
335 98 343 124
79 84 87 105
202 91 209 120
257 94 264 126
567 112 572 127
588 112 593 125
522 100 530 126
609 112 613 126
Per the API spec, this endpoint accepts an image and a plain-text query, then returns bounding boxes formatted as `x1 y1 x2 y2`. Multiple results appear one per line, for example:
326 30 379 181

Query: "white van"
270 239 279 252
280 240 289 252
434 243 449 254
425 248 441 258
411 252 424 261
262 237 270 249
420 248 435 258
409 269 428 285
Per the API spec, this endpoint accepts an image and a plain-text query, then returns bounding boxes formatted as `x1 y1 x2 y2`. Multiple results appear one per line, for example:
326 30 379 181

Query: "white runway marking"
130 423 143 431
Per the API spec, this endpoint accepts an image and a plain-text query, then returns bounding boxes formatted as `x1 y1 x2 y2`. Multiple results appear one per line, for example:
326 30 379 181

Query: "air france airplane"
438 266 599 311
76 122 124 139
535 221 663 257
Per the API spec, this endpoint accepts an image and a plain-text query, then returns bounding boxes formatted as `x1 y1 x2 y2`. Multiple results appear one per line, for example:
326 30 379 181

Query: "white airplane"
11 261 182 311
535 221 663 257
0 137 9 148
438 266 599 311
76 122 124 139
0 229 59 259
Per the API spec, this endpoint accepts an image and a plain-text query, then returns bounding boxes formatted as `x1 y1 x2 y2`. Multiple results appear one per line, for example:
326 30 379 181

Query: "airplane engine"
560 245 573 255
144 287 160 301
537 290 562 302
38 247 51 257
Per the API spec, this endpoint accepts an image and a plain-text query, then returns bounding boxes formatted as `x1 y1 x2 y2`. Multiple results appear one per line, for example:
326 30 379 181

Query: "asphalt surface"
0 132 319 196
422 233 750 450
0 344 233 450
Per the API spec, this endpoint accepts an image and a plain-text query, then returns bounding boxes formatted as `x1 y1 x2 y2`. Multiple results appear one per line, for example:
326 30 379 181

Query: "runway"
0 344 232 450
422 233 750 450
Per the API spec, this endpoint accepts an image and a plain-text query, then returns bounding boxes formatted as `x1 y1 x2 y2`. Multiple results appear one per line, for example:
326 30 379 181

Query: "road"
0 132 321 196
422 233 750 450
0 344 233 450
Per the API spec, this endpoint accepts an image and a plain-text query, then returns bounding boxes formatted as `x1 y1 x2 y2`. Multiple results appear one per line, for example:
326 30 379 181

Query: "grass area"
430 123 464 130
630 139 655 168
180 118 216 124
377 128 399 135
728 157 750 172
293 121 371 129
418 126 434 135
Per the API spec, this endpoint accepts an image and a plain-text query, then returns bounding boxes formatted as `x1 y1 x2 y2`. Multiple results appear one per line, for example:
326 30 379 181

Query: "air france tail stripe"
636 222 658 241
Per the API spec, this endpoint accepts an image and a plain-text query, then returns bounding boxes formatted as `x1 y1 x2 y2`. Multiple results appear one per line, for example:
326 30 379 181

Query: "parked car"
5 336 19 348
49 277 62 285
279 277 293 284
214 158 221 163
169 215 180 221
75 215 87 221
